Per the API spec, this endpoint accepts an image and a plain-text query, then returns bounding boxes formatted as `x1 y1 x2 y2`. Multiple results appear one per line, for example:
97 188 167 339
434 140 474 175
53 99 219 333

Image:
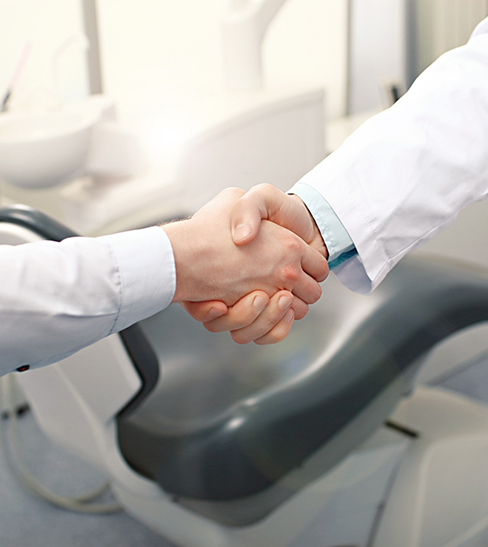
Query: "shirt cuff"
288 182 357 269
101 226 176 333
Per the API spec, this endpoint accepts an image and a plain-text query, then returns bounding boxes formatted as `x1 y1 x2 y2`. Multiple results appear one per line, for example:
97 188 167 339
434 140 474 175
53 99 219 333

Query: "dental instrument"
1 42 32 112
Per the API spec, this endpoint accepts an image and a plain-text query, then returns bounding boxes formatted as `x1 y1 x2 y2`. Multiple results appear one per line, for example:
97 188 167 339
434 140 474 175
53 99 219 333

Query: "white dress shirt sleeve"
295 17 488 294
0 226 175 375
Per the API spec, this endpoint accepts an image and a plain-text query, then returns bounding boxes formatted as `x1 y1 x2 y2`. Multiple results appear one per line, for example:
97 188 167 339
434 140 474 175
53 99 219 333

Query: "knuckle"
293 302 309 320
203 322 221 333
231 330 251 345
309 283 322 304
284 236 301 254
300 282 322 305
282 265 301 284
255 331 283 346
248 183 278 205
251 182 274 195
222 187 245 200
319 260 329 281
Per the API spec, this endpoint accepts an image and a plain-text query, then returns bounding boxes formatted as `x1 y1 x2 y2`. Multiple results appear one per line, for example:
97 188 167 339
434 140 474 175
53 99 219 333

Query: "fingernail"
278 295 293 310
284 309 294 322
208 307 226 319
253 295 268 311
233 223 252 242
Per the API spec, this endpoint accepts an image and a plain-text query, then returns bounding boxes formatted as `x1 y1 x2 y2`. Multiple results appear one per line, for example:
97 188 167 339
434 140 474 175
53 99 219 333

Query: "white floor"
0 409 176 547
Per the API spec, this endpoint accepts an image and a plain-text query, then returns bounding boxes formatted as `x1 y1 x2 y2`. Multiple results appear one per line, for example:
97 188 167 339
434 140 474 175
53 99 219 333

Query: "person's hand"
181 184 329 343
181 288 307 344
162 187 328 307
231 183 327 255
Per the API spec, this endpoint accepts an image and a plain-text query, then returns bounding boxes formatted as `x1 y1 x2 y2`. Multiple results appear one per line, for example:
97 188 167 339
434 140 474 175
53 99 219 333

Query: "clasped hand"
162 185 328 345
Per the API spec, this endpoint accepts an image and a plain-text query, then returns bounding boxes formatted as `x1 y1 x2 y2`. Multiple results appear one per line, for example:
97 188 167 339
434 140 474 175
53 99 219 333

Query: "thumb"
231 184 287 246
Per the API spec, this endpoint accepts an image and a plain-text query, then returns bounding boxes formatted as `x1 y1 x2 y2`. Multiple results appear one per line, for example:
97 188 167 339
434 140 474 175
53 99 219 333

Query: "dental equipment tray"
4 205 488 522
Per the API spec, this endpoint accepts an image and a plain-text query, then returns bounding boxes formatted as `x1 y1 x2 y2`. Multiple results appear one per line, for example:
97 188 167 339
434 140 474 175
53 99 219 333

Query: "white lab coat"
299 17 488 294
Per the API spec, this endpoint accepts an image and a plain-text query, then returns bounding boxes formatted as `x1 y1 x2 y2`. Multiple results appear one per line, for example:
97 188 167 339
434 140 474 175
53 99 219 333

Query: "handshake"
162 184 329 345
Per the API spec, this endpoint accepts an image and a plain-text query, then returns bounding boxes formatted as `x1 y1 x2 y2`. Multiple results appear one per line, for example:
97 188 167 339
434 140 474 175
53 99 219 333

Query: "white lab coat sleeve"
297 17 488 294
0 226 175 375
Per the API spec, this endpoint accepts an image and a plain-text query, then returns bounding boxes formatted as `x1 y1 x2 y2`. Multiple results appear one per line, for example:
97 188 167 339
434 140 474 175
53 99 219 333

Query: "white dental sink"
0 108 99 189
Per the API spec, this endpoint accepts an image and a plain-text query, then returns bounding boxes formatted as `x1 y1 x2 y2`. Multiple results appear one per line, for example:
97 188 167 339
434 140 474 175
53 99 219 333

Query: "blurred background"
0 0 486 243
2 3 488 546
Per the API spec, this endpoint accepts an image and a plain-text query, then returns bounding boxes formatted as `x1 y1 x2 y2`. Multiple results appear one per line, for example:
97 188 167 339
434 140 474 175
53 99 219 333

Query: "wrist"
161 220 197 304
288 194 329 259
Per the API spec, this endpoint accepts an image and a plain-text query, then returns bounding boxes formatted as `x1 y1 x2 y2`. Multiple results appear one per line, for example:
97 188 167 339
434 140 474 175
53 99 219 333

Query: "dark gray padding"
3 206 487 521
117 257 488 506
0 205 77 241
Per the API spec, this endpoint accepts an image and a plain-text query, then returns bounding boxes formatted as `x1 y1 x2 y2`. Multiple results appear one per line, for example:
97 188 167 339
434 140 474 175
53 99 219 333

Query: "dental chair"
3 204 488 547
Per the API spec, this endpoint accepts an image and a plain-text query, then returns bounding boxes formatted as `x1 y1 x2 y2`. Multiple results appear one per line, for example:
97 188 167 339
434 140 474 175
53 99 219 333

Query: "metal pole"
81 0 103 94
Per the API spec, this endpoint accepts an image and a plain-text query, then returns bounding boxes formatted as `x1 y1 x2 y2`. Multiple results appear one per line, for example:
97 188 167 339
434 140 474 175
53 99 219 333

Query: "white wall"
0 0 349 149
348 0 408 114
96 0 349 126
0 0 349 221
0 0 87 109
415 0 488 74
262 0 349 117
0 1 348 120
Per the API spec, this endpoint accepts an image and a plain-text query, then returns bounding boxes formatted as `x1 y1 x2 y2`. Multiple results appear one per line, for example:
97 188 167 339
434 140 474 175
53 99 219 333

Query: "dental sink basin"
0 108 99 189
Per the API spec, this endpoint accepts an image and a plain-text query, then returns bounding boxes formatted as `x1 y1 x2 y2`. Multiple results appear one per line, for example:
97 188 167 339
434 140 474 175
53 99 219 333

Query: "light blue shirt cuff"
288 182 357 269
